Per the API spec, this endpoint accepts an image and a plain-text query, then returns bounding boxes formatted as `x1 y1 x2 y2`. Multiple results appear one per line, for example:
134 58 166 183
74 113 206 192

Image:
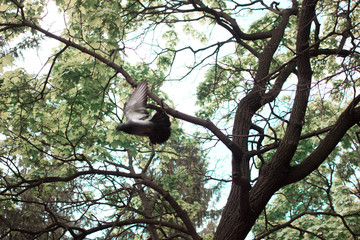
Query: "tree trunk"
214 185 255 239
214 1 319 239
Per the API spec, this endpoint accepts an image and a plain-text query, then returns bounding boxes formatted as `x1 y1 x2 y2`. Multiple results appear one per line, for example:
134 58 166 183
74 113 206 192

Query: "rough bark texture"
214 1 334 239
4 0 360 239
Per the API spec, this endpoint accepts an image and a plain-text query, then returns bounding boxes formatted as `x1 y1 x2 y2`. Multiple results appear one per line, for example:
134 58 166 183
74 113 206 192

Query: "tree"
252 99 360 239
1 0 360 239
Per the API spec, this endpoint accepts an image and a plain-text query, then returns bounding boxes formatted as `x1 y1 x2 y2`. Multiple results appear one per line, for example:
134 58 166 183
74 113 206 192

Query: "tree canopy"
1 0 360 239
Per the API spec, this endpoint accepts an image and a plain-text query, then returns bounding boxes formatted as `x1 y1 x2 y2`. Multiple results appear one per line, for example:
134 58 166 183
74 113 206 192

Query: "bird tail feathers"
149 110 171 144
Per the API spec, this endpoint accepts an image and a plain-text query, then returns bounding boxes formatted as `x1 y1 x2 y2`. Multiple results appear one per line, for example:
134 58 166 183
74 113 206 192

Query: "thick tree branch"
2 167 201 239
246 3 320 238
189 0 274 42
229 0 297 180
285 97 360 184
5 217 188 240
10 19 244 160
138 178 202 240
1 169 142 195
248 125 334 157
261 61 297 105
268 0 318 168
73 219 188 239
255 210 360 240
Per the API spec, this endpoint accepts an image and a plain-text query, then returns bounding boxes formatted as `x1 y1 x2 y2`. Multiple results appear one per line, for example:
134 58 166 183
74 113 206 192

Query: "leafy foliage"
1 0 360 239
0 0 219 239
252 98 360 239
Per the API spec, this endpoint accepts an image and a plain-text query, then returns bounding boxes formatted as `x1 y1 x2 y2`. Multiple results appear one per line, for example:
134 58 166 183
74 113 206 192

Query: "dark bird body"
116 82 171 144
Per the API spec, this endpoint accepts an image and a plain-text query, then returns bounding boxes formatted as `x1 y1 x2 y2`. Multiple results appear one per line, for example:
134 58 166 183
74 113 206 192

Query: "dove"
116 81 171 144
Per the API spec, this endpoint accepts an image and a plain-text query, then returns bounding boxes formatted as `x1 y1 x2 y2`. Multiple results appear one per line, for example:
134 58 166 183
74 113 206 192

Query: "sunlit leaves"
1 0 360 238
183 22 208 44
162 30 178 48
253 99 360 238
196 64 240 119
0 1 218 237
153 134 219 228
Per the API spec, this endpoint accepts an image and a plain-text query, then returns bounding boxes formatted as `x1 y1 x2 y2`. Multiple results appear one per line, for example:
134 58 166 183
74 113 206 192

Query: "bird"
116 81 171 144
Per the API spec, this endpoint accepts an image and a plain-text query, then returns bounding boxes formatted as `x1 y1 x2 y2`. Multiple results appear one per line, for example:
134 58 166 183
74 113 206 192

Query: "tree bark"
214 1 320 239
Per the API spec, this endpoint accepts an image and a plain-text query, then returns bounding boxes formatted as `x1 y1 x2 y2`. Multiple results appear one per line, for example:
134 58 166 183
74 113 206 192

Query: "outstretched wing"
124 81 149 121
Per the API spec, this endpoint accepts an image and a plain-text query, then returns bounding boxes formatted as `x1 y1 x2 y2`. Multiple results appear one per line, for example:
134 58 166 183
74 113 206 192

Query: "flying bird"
116 81 171 144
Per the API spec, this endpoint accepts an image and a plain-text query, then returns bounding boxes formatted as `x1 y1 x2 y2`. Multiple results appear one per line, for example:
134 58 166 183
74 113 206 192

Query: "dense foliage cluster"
1 0 360 239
